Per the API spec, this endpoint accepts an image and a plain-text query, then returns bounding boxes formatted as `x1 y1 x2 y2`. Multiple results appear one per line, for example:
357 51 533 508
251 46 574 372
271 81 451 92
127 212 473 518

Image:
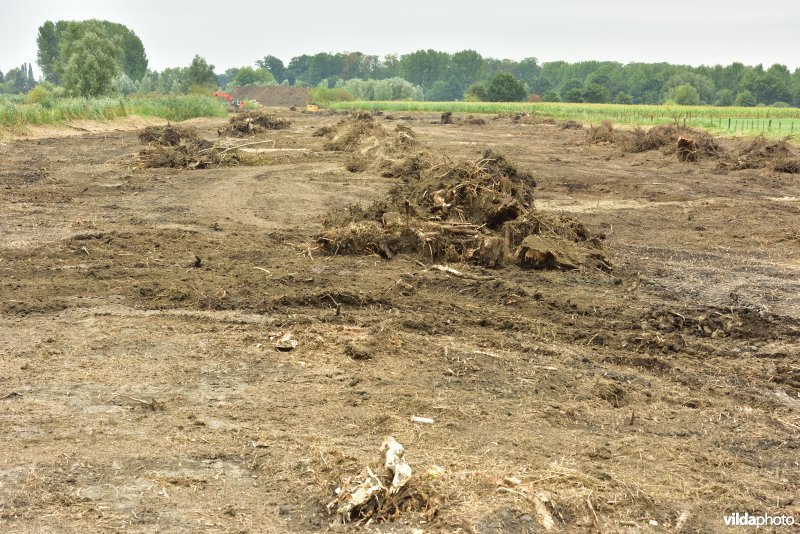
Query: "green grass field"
0 94 228 128
331 101 800 138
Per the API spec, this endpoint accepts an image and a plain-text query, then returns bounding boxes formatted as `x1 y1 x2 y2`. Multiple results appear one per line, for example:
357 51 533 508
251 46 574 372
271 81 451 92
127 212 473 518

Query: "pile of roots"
586 122 799 172
726 135 800 173
316 112 609 271
137 123 292 169
440 112 487 125
219 110 291 137
588 122 722 161
137 125 217 169
316 112 429 177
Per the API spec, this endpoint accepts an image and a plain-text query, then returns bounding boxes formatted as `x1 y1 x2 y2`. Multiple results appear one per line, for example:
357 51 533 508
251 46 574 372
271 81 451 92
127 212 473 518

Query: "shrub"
487 73 526 102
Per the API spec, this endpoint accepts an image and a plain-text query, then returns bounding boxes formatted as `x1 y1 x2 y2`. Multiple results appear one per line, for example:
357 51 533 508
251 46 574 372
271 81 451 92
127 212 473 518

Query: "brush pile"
219 110 291 137
587 122 723 161
316 112 429 177
587 121 799 173
316 111 609 271
137 125 218 169
727 135 800 173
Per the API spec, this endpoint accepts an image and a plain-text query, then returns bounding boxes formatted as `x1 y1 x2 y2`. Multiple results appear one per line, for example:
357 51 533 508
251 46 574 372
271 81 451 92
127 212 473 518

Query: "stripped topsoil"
1 111 799 533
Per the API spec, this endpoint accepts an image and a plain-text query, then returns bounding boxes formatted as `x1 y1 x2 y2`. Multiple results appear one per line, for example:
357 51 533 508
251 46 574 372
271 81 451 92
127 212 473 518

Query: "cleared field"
333 100 800 137
1 111 799 532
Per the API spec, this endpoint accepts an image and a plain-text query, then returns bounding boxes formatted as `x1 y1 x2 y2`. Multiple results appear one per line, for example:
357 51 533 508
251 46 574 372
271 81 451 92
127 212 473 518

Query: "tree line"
4 19 799 108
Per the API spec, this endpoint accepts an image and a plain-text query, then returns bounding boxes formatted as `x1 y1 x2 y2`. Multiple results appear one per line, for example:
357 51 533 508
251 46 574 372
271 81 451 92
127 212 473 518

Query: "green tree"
750 64 792 105
379 54 400 78
108 22 148 81
256 55 285 82
615 92 633 104
36 20 147 83
582 82 608 103
61 28 121 96
427 79 460 101
559 78 582 100
665 72 715 103
399 49 450 90
36 20 68 83
714 89 735 106
542 90 560 102
450 50 484 94
307 53 343 86
792 68 800 107
113 74 136 95
2 68 25 93
286 54 310 85
227 67 275 88
734 90 756 107
513 57 540 89
564 88 583 103
487 73 526 102
217 68 239 88
670 84 700 105
464 83 488 101
185 55 216 89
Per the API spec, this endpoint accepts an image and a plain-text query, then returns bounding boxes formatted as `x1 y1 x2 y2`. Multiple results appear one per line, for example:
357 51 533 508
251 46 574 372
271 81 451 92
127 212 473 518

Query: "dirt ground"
1 111 798 533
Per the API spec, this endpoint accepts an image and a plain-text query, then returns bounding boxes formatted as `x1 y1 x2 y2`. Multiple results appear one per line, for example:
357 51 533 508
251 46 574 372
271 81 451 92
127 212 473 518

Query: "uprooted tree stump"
677 136 698 162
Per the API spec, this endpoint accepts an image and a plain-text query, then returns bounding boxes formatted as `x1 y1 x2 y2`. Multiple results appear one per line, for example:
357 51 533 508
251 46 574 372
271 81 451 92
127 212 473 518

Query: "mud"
1 112 799 533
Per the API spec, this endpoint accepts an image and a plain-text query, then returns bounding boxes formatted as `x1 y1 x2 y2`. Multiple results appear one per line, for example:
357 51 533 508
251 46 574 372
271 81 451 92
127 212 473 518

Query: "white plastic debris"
410 415 435 424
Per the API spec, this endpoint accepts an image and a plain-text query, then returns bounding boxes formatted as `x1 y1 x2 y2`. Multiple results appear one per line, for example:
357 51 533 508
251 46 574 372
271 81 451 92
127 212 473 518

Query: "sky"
3 0 799 77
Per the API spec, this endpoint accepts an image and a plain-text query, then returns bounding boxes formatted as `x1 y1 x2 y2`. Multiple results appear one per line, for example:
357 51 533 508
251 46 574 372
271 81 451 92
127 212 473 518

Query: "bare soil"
1 112 799 533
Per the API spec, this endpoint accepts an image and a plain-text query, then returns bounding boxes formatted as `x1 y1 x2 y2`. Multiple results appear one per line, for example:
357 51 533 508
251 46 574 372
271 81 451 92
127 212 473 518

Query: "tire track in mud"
184 162 389 232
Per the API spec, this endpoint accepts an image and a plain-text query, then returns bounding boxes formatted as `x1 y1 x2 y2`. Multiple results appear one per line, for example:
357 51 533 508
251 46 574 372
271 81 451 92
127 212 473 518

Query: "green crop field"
0 94 227 128
331 100 800 138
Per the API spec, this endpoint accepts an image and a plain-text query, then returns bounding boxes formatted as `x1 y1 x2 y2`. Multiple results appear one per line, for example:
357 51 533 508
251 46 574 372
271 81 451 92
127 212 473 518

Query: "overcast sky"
3 0 799 77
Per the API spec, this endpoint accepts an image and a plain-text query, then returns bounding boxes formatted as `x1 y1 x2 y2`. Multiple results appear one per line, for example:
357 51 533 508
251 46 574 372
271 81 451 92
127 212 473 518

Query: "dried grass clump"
587 120 615 143
322 111 386 151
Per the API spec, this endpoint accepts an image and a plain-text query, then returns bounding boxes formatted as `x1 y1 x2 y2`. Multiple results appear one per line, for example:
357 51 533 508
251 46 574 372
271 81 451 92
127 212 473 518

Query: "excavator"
212 90 247 108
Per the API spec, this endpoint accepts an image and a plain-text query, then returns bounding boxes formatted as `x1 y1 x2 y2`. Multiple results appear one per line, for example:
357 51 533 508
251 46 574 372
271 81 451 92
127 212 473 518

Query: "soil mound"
219 110 291 137
137 125 217 169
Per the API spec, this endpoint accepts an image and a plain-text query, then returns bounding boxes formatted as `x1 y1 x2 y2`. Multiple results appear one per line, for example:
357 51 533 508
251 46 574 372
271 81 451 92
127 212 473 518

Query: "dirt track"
1 112 799 533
